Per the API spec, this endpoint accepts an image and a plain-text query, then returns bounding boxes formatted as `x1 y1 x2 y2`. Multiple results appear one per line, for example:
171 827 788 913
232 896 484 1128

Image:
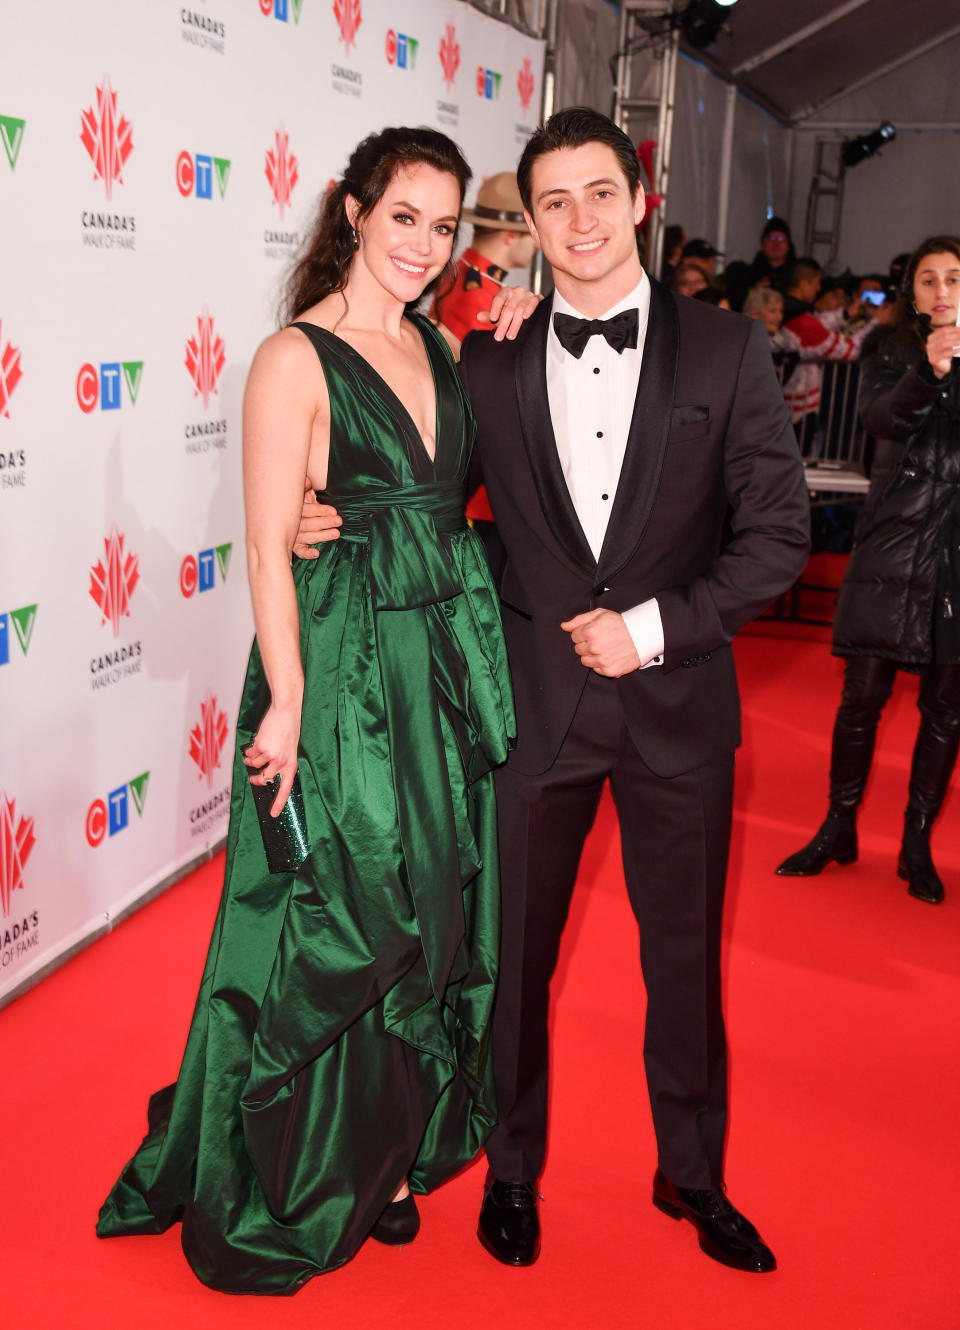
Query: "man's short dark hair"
517 106 640 213
786 257 822 289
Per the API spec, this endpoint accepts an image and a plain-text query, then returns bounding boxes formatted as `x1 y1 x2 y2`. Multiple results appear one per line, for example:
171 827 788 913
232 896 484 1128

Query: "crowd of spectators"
663 220 903 429
661 216 912 548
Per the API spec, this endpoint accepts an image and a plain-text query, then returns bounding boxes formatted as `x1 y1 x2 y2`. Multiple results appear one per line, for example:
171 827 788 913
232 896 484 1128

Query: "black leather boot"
777 660 894 877
897 809 945 904
775 807 858 876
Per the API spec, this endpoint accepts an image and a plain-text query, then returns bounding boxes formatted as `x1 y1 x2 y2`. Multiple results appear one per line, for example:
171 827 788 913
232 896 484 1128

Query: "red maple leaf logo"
80 77 133 202
439 24 460 89
333 0 362 53
0 320 23 419
0 794 36 919
185 308 226 410
189 693 230 788
265 127 299 219
89 526 140 637
518 58 535 112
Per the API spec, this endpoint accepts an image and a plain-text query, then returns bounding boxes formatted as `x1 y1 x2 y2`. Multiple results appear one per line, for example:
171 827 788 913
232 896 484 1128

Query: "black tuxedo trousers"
488 671 733 1188
459 281 810 1188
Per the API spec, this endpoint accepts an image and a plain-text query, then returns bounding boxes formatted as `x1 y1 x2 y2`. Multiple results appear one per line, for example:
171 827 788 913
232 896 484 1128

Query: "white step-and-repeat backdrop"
0 0 545 1004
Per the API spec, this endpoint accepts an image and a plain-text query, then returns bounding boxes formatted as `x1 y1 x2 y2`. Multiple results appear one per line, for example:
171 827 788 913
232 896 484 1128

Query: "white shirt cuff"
621 598 664 670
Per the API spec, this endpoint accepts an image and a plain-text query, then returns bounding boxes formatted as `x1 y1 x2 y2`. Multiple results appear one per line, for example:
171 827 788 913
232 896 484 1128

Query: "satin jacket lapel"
515 298 597 575
597 277 679 579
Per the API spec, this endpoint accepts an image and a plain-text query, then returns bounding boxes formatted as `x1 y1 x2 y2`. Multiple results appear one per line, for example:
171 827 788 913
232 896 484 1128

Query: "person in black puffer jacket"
776 235 960 903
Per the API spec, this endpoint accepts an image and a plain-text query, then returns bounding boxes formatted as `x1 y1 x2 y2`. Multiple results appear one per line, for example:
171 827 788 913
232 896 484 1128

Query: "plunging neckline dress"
97 315 515 1294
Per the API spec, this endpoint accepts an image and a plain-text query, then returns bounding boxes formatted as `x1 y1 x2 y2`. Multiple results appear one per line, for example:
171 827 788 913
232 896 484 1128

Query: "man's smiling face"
524 141 645 311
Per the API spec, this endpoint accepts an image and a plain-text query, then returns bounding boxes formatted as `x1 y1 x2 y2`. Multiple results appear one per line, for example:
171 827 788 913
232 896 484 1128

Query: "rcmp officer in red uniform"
433 172 538 343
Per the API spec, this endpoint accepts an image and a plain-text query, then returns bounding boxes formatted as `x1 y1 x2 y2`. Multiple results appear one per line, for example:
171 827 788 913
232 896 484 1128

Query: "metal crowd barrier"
764 354 872 625
773 353 872 499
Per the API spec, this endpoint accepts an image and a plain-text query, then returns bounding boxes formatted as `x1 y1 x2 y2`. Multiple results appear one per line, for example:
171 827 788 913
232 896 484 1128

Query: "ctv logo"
476 67 502 100
1 115 25 171
76 360 143 412
518 58 535 111
386 29 417 68
89 526 140 636
85 772 149 848
176 151 231 199
0 794 36 918
80 76 133 201
265 127 298 219
0 604 37 666
0 320 23 419
189 693 230 788
439 24 459 89
260 0 303 21
185 309 225 409
180 543 233 597
334 0 361 52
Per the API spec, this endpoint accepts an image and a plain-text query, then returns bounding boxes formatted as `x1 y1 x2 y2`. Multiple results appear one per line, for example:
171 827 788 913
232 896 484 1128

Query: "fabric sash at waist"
318 482 467 611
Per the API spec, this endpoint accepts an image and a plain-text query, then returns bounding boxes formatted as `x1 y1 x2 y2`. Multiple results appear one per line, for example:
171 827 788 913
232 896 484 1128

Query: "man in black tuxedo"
458 108 808 1274
296 108 809 1273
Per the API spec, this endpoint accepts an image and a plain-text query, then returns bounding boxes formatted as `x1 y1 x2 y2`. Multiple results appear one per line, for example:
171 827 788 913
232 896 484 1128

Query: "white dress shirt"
546 273 664 667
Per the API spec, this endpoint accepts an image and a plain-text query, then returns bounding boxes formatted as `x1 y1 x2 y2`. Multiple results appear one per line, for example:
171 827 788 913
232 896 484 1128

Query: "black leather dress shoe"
477 1179 541 1266
652 1169 776 1273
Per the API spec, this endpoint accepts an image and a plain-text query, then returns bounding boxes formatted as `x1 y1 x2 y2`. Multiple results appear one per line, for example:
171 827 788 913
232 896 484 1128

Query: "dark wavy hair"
281 126 471 324
516 106 640 214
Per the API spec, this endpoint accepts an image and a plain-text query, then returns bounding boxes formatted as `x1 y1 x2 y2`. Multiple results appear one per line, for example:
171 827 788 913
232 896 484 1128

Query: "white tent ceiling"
681 0 960 127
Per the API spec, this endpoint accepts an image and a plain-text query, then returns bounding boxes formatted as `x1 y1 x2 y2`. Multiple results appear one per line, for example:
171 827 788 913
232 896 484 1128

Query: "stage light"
680 0 739 50
841 122 896 169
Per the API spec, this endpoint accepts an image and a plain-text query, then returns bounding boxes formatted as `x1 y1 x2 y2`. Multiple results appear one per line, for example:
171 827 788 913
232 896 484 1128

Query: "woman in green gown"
97 127 519 1294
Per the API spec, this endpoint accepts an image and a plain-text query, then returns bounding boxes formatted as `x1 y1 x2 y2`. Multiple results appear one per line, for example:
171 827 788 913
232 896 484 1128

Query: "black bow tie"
553 308 639 359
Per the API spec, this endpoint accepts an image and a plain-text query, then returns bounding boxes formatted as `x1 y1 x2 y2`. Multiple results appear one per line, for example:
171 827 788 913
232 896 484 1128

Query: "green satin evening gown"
96 315 515 1294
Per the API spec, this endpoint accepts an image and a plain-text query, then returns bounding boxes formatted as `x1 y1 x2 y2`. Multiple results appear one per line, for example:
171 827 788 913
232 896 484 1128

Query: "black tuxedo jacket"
459 277 810 778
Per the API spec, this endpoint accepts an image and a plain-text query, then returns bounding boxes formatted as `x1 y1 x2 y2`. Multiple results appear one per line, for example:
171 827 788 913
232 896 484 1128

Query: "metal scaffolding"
804 138 847 266
610 1 680 277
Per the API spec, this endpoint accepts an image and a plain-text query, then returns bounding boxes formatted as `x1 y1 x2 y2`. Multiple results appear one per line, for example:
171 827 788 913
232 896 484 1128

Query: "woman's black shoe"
897 810 945 904
369 1193 420 1246
775 812 858 876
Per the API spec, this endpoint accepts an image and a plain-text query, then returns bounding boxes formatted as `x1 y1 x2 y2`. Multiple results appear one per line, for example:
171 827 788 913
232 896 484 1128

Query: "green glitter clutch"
249 770 310 874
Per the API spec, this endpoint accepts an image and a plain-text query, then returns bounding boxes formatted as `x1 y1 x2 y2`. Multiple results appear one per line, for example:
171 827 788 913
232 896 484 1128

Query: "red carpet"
3 634 958 1329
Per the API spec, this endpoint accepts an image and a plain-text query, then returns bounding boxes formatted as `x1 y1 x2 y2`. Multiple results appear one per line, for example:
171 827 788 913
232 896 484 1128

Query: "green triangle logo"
213 156 231 199
129 772 150 816
215 542 233 581
0 116 25 170
292 0 303 23
122 361 144 405
10 604 36 655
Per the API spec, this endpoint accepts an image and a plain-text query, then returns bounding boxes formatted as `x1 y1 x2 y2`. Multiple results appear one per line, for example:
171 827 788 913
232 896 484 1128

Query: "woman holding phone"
776 236 960 903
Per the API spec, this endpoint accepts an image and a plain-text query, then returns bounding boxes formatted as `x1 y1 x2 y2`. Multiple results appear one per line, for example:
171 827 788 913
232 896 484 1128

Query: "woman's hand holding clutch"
243 702 302 817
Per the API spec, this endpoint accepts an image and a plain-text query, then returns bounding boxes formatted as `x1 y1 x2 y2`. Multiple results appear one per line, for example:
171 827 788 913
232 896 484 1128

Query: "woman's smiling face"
349 162 460 303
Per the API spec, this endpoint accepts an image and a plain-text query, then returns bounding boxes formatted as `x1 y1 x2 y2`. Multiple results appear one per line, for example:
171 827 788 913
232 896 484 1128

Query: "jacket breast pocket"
668 404 710 444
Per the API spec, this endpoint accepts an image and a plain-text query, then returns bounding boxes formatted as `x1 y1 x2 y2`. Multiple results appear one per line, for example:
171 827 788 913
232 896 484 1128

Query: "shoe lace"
499 1181 541 1207
689 1185 735 1218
